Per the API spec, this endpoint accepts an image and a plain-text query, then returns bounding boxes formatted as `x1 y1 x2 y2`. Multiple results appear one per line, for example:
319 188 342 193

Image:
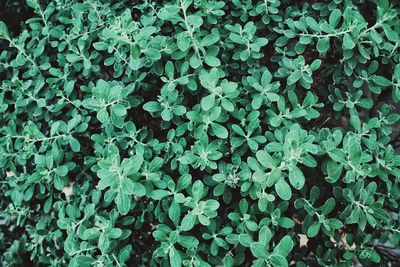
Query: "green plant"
0 0 400 266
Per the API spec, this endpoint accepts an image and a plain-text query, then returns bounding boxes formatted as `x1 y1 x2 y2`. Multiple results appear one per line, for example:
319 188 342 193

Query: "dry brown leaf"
62 182 74 197
330 232 356 250
298 234 309 247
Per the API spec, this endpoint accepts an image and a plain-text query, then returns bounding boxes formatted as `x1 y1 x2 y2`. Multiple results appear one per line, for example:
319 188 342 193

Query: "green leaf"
204 199 220 211
200 34 219 46
133 182 146 196
169 247 182 267
201 94 215 111
187 15 203 28
382 24 398 42
270 254 288 267
343 34 355 49
368 250 381 263
0 21 10 38
306 17 320 31
169 201 181 224
143 101 162 112
267 168 282 187
372 75 392 86
238 233 253 247
64 80 75 96
204 55 221 67
191 180 204 201
145 48 161 60
56 166 68 176
116 192 130 215
190 53 201 68
329 9 342 27
112 104 127 117
150 189 172 200
317 38 330 53
161 108 173 121
279 218 295 228
275 179 292 200
121 178 135 195
256 150 275 169
211 123 228 139
109 228 123 239
328 218 343 229
288 166 305 190
97 108 109 123
177 32 191 51
307 222 320 237
310 59 321 71
250 243 268 259
229 33 245 44
181 212 196 231
177 174 192 192
288 70 302 85
274 236 293 257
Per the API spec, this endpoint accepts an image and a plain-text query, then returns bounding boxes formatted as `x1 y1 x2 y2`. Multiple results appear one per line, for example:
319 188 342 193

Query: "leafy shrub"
1 0 400 266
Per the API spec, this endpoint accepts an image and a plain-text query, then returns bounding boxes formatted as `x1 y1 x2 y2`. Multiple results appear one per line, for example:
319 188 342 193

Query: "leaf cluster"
0 0 400 266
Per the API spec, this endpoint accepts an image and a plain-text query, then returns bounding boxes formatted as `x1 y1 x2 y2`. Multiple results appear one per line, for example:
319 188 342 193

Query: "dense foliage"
1 0 400 266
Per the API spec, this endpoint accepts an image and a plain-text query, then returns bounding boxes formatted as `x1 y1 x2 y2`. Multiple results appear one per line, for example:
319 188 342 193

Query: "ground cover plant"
0 0 400 266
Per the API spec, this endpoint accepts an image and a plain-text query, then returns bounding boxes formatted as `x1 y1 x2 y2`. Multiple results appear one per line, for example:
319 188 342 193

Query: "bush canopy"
0 0 400 266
